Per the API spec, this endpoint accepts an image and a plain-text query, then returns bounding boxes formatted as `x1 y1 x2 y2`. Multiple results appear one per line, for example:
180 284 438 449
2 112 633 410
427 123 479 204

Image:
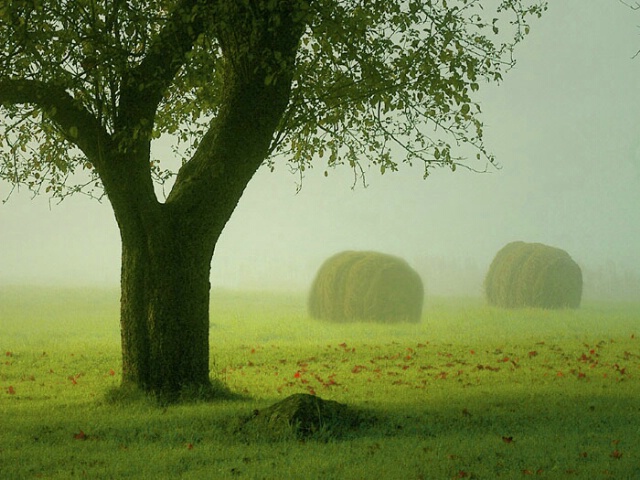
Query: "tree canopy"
0 0 546 200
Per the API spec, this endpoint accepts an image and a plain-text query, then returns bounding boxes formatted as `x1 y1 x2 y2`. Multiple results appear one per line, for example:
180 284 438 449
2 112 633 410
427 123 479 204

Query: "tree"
0 0 546 401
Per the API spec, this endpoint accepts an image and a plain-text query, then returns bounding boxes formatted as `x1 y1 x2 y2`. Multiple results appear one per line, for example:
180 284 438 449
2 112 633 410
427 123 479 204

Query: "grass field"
1 286 639 479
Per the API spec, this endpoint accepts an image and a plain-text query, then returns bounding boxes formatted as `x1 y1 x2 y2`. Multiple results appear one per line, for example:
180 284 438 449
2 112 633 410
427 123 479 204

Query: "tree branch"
0 78 112 171
115 0 212 140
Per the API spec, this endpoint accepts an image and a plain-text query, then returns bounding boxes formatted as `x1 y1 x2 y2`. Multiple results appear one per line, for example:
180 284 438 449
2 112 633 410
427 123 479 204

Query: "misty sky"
1 1 639 295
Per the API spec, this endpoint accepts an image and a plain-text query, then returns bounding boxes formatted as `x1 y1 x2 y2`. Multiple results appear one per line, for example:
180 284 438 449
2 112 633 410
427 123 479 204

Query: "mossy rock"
308 251 424 323
236 394 372 441
485 241 582 309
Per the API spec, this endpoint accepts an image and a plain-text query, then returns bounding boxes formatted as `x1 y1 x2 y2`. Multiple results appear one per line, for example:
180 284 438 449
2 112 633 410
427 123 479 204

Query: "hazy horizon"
1 1 639 301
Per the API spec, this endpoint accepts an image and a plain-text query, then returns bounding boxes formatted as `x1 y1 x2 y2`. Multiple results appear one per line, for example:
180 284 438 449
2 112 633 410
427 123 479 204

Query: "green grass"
1 286 640 479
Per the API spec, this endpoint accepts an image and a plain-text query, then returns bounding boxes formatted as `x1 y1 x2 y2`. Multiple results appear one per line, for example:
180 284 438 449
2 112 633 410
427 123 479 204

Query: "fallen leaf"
73 430 87 440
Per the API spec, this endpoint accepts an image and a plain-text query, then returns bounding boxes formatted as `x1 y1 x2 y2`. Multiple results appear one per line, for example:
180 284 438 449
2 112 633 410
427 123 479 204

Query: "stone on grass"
237 393 370 441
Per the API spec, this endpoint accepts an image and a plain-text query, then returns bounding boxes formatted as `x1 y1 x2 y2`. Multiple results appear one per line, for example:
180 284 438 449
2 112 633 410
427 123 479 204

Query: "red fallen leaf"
502 436 514 443
7 386 16 395
577 372 586 379
556 371 564 377
528 351 538 357
73 430 87 440
187 443 194 450
455 470 469 478
293 371 301 378
610 450 623 459
108 369 116 376
352 365 365 373
307 387 316 395
250 348 256 354
338 342 347 348
5 351 12 357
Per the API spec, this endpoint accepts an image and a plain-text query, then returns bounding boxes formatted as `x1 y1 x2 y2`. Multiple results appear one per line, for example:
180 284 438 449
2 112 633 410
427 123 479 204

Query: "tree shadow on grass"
103 378 249 407
356 389 640 444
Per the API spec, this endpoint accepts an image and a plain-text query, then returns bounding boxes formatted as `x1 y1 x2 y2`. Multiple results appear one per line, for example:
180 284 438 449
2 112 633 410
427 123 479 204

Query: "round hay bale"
308 251 424 323
485 241 582 309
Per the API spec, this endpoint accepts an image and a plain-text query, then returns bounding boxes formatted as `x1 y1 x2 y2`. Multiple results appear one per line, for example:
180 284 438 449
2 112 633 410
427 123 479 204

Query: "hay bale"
485 241 582 309
308 251 424 323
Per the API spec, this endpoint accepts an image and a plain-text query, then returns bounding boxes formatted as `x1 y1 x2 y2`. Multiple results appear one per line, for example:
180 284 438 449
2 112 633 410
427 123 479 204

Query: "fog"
1 1 639 300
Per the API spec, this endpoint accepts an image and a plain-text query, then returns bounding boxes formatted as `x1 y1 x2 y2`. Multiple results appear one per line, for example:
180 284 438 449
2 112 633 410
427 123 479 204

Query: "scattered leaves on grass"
522 469 544 475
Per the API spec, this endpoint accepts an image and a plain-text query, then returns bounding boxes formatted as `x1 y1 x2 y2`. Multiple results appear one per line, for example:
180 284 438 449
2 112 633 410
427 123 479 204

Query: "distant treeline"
412 256 640 302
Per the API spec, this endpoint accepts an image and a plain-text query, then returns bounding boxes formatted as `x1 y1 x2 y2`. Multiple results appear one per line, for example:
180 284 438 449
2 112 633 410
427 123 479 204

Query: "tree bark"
118 211 216 401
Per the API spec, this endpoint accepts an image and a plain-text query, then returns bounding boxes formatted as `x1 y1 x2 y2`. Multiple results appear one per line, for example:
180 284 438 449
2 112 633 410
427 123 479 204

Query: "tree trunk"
103 1 306 402
118 209 216 401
